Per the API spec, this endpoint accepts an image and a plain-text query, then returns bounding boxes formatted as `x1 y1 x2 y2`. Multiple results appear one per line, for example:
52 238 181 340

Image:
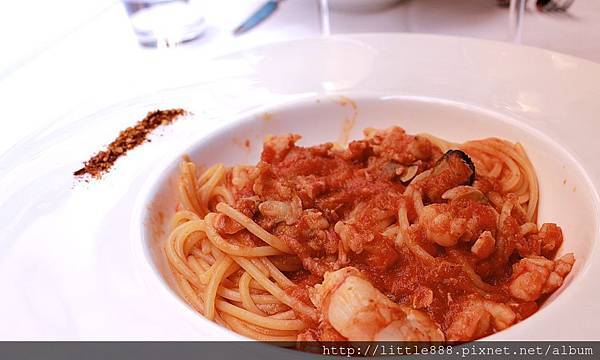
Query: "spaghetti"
165 126 574 344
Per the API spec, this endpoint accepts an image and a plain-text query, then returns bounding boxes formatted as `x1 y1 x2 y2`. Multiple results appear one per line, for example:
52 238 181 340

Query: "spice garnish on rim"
74 108 187 179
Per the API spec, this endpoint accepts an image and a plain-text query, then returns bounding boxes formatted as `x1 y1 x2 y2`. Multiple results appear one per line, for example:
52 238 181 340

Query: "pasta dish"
165 126 574 343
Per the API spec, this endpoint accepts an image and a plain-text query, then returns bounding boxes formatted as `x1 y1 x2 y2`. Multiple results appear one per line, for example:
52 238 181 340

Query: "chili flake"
74 108 187 178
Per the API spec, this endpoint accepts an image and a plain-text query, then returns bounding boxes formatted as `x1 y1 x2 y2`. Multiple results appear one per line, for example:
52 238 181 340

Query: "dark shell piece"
438 149 476 185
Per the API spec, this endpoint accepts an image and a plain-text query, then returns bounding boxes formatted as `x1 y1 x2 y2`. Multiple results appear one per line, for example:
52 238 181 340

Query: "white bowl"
135 94 599 341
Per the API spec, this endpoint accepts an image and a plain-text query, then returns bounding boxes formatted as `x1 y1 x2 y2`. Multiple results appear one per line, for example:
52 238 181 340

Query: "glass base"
134 25 205 47
125 0 206 47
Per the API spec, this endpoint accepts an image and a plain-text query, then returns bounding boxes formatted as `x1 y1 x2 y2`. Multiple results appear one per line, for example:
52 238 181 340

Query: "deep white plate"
1 34 599 340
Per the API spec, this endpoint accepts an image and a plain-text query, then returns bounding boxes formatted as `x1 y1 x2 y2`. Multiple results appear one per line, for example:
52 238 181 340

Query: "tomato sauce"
226 127 566 339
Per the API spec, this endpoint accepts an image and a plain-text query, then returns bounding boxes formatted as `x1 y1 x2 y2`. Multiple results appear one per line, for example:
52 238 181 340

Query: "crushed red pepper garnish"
74 108 187 178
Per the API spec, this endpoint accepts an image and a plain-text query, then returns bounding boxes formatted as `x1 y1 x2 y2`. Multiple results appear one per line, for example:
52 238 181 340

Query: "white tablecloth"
1 0 599 156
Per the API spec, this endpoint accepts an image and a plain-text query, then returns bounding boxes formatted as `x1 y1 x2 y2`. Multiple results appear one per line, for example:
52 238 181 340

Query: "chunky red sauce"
219 127 566 341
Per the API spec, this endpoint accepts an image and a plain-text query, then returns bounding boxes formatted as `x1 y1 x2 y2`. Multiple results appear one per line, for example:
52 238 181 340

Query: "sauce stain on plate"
232 137 252 152
261 112 273 122
336 96 358 146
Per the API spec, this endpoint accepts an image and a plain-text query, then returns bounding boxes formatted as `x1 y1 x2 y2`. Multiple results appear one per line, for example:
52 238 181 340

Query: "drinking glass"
318 0 527 43
122 0 206 47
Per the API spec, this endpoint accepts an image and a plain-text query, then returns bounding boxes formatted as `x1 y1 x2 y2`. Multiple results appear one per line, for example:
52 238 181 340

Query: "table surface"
1 0 599 156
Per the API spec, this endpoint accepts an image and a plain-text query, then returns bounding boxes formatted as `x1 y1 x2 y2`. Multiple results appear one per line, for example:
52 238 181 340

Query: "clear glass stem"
318 0 331 36
509 0 526 43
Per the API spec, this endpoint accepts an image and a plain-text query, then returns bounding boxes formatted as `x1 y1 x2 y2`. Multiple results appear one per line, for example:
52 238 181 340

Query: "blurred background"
0 0 598 155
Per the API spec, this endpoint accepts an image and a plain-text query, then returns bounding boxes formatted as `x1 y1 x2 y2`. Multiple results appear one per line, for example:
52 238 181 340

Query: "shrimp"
509 253 575 301
442 185 488 204
258 196 302 225
315 267 444 342
471 230 496 259
261 134 300 163
419 204 467 247
446 298 516 341
418 199 497 248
